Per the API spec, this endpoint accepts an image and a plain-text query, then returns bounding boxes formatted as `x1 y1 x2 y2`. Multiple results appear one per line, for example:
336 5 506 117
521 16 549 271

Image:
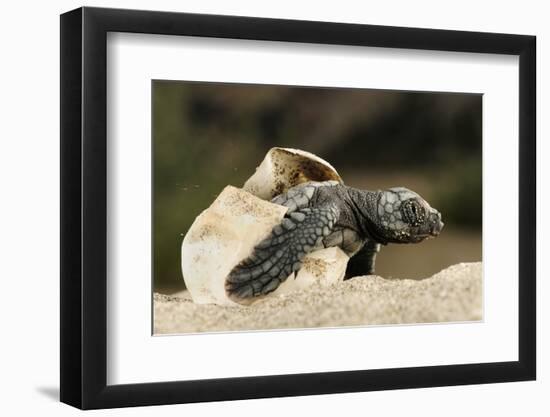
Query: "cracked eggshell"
242 147 343 200
181 185 349 306
275 247 349 295
181 186 286 306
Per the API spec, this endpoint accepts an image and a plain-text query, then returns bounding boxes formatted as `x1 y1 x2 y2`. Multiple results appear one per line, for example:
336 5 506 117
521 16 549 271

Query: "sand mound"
154 262 482 334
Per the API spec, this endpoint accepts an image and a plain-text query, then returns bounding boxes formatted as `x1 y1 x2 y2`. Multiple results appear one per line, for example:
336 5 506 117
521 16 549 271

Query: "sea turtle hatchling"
225 181 444 301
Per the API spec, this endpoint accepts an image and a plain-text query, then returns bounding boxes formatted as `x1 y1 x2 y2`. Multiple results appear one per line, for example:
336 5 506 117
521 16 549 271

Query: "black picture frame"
60 6 536 410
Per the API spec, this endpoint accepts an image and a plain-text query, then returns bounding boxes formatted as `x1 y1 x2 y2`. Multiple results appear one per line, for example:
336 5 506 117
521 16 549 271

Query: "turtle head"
374 187 444 244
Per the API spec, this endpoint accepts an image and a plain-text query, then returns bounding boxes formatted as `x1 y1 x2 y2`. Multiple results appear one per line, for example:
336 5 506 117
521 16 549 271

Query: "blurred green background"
153 80 482 293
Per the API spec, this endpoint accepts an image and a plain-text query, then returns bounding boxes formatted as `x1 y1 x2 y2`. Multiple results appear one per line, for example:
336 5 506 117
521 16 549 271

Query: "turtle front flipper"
225 205 339 302
344 240 380 279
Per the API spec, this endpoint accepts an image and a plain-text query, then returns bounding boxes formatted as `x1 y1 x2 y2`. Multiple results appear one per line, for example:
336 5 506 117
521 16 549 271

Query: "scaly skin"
225 181 444 301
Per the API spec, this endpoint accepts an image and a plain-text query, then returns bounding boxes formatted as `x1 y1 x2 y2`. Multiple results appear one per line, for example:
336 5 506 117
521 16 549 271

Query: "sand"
153 262 482 334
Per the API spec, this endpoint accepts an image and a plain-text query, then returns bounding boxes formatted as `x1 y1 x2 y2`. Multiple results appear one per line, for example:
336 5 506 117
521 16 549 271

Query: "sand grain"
154 262 482 334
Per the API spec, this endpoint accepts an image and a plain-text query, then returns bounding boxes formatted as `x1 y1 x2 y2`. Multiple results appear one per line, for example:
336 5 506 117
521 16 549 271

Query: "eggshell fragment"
243 147 343 200
181 185 349 305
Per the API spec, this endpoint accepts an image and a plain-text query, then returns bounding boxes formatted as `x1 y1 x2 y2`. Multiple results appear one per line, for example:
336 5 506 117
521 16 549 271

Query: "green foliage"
433 158 482 228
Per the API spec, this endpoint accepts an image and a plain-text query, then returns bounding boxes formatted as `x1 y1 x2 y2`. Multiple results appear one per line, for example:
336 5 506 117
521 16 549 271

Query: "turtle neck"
345 186 387 244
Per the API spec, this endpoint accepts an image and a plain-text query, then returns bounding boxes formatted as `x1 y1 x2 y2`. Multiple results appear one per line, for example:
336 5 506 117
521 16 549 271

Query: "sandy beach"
153 262 482 334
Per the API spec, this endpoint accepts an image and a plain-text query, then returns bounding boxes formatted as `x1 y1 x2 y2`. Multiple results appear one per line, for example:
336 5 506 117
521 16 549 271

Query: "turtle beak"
429 211 444 236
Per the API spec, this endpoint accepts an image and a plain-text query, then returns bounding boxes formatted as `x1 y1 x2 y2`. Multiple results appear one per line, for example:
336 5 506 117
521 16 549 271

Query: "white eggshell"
181 186 286 306
275 247 349 295
242 147 343 200
181 185 349 306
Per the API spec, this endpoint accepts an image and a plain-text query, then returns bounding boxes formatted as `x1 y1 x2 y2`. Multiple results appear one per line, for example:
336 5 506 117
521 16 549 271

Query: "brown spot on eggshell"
302 257 328 278
272 149 341 191
220 187 284 220
273 180 286 196
187 219 226 243
243 147 343 200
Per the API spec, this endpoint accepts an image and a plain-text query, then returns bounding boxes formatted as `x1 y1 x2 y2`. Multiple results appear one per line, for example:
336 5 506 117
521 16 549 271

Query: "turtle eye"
401 200 426 226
